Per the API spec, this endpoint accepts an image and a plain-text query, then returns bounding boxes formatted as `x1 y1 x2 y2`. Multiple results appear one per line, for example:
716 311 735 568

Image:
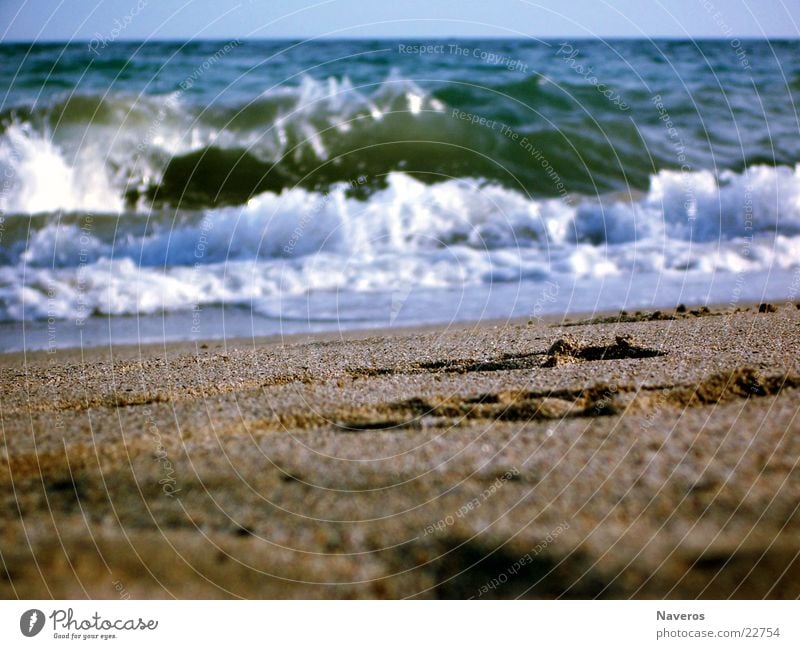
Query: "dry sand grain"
1 303 799 598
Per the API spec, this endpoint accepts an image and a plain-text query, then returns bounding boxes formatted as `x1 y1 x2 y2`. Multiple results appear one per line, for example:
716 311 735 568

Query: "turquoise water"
0 39 798 349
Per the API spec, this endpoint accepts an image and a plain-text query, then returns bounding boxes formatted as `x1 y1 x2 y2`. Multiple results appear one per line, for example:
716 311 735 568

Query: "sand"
1 302 799 599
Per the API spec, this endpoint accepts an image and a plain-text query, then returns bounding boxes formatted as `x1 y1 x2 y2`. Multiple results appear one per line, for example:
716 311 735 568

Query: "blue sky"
1 0 797 41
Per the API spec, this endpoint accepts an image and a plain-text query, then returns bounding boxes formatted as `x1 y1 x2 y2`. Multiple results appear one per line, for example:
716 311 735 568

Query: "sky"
1 0 798 42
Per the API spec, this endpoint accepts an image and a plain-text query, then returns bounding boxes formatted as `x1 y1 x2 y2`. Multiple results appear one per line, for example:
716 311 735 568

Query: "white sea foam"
2 166 800 321
0 123 124 214
0 74 448 214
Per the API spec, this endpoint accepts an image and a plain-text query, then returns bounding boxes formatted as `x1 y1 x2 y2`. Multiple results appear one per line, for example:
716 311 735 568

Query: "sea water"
0 39 798 350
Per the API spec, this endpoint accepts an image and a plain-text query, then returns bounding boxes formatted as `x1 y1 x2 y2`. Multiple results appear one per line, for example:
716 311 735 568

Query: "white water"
2 165 800 322
0 74 448 214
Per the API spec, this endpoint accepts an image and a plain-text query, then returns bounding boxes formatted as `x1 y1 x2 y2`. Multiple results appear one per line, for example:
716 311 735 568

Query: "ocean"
1 38 798 351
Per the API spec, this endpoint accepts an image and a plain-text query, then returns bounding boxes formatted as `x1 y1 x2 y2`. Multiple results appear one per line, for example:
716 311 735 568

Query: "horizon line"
1 34 798 44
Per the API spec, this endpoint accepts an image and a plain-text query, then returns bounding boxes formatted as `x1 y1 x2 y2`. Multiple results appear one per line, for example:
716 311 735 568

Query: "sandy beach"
1 302 799 599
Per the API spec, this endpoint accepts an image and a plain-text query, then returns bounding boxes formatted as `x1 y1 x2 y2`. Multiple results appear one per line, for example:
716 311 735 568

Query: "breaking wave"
3 165 800 321
3 70 796 214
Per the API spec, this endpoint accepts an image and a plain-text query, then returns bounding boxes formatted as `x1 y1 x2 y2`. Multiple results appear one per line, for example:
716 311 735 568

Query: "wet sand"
1 303 799 598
